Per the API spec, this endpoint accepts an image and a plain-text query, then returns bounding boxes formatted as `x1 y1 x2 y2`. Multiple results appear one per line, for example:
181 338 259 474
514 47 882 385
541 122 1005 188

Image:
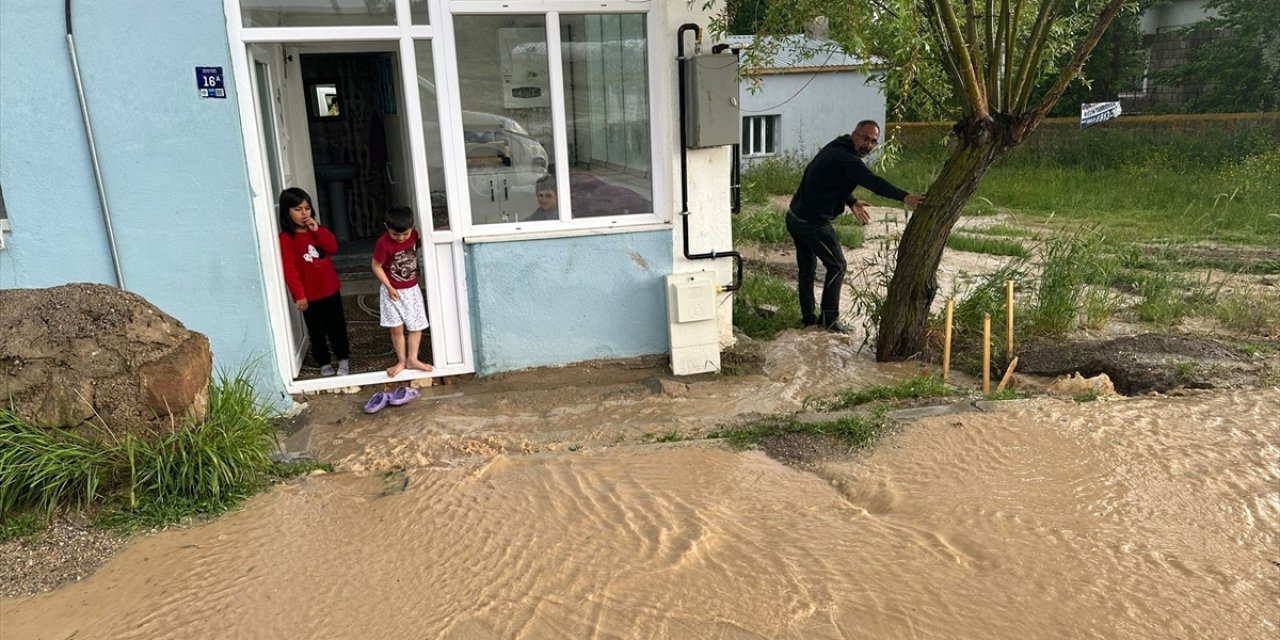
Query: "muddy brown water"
3 334 1277 639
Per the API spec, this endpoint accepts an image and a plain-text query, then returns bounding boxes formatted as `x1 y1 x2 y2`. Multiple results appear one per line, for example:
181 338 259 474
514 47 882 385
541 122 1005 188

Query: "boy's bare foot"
407 359 434 372
387 362 406 377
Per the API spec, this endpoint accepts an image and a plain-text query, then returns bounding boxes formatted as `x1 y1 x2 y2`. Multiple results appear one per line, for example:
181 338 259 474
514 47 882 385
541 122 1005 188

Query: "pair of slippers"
363 386 420 414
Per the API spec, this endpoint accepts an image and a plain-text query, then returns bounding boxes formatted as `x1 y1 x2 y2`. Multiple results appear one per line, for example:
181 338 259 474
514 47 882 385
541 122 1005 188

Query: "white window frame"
742 114 779 158
447 2 664 238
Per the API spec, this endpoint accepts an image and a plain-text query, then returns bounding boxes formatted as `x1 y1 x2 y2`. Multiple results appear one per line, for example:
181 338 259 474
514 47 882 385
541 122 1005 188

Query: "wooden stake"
942 298 954 383
997 356 1019 391
1005 280 1015 361
982 313 991 394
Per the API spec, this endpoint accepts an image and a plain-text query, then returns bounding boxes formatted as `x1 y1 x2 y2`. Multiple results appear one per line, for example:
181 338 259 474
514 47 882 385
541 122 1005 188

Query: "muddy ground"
4 205 1278 598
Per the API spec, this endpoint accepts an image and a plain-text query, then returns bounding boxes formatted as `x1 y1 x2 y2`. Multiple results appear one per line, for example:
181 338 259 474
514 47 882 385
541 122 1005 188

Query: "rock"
0 283 213 432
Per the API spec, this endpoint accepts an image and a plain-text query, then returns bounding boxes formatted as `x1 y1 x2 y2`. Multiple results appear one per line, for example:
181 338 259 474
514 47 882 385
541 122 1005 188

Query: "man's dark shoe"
823 320 852 334
801 317 820 328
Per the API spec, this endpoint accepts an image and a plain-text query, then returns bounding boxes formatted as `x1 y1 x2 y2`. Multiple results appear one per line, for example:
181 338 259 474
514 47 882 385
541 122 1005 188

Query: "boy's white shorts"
379 285 429 332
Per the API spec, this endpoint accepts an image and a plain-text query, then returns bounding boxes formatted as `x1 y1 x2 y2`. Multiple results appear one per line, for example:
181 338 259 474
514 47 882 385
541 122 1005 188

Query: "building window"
742 115 779 157
452 12 654 227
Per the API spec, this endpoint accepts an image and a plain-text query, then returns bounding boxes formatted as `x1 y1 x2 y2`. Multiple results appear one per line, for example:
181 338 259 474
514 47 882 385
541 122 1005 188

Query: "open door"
247 44 308 376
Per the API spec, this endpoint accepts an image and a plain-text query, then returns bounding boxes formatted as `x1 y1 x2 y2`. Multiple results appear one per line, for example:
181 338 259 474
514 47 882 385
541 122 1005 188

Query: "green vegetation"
0 511 46 543
946 233 1030 259
1 369 292 534
817 374 952 411
732 271 802 340
1213 292 1280 336
711 413 884 450
984 389 1029 401
732 206 790 246
713 375 957 450
876 121 1280 245
739 155 806 205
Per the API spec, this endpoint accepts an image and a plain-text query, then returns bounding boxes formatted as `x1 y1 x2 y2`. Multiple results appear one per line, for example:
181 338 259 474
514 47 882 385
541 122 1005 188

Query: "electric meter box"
682 52 740 148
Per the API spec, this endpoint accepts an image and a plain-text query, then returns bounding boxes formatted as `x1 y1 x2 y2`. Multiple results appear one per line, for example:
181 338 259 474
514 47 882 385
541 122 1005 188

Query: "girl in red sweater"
278 188 351 376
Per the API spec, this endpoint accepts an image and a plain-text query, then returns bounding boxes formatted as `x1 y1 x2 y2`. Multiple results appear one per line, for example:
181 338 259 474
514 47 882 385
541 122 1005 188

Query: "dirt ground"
4 205 1279 598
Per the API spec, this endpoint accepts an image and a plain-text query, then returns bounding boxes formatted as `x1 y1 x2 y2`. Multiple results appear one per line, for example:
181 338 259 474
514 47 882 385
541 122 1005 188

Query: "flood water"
4 381 1276 640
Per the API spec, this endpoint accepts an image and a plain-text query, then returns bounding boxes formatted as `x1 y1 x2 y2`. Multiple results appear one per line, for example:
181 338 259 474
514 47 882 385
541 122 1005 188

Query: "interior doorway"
249 43 434 382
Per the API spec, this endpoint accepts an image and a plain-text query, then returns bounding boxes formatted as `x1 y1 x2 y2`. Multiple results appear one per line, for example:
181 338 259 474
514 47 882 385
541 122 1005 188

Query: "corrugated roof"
723 35 884 71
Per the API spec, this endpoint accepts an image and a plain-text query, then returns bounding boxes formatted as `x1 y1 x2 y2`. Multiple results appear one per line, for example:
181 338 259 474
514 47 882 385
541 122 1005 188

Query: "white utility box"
666 272 720 375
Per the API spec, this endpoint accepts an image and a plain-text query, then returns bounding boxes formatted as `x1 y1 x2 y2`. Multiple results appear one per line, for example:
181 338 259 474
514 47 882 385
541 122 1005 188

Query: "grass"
732 204 864 250
0 511 46 543
817 374 952 411
740 155 806 205
733 205 790 246
733 271 802 339
875 121 1280 245
0 368 291 534
946 233 1030 258
710 413 885 450
1213 291 1280 337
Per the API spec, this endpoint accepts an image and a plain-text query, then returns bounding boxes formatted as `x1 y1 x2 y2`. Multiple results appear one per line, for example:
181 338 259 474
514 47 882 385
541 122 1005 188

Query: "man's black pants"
786 212 846 327
302 292 351 365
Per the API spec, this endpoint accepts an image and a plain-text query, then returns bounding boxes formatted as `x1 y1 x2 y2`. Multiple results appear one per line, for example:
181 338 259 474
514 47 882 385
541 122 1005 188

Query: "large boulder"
0 283 212 431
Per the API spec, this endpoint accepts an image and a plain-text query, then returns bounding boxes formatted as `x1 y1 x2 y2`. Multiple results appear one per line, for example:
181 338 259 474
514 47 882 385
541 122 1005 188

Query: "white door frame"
223 0 475 394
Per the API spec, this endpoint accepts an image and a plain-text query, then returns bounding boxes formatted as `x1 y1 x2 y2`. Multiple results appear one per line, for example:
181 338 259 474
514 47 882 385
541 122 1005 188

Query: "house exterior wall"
740 71 886 166
0 0 734 396
0 0 286 400
465 230 672 374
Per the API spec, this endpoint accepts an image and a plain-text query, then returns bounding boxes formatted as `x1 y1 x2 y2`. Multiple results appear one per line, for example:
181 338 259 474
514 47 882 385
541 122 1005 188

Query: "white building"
727 35 887 166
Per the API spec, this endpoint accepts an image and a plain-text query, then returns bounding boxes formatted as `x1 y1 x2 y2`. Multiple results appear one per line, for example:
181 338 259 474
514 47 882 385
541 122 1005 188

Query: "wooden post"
1005 280 1014 361
982 313 991 394
997 356 1019 391
942 298 954 383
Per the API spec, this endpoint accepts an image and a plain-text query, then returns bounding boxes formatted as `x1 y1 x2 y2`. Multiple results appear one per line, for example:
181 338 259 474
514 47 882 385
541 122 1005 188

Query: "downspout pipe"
66 0 125 289
677 23 742 292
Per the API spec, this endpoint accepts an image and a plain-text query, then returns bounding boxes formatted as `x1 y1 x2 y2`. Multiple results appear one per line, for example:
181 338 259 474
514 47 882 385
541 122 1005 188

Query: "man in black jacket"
787 120 924 333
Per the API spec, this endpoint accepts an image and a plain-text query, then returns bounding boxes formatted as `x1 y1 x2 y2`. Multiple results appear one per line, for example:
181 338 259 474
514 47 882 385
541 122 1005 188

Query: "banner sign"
1081 101 1122 128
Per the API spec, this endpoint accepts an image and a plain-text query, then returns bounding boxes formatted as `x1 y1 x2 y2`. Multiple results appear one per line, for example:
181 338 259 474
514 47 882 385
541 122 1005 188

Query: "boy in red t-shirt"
371 206 433 377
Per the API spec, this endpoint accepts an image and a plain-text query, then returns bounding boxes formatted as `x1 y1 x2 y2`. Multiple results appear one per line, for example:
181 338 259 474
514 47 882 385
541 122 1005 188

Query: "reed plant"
1028 231 1108 336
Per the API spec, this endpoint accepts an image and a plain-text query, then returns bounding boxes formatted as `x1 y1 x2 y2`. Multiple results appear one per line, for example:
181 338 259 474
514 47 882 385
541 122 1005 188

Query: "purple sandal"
363 391 390 414
388 386 421 406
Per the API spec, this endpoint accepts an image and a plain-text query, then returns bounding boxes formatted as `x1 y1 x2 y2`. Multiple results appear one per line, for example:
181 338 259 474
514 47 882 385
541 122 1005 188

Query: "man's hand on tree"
904 194 925 208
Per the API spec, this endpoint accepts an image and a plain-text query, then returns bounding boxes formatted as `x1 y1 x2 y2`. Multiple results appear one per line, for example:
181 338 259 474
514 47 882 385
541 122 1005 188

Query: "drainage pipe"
66 0 125 289
676 23 742 292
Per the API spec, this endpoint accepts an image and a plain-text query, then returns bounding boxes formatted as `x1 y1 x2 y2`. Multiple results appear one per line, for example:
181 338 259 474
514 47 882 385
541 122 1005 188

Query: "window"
742 115 779 157
561 14 653 220
452 12 654 227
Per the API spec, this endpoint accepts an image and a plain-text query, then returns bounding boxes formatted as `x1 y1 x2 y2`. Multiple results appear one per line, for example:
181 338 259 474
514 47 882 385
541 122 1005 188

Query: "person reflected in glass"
526 177 558 221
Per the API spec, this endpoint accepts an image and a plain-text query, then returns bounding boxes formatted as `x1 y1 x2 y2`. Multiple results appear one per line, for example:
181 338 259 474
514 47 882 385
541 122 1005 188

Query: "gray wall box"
683 53 740 148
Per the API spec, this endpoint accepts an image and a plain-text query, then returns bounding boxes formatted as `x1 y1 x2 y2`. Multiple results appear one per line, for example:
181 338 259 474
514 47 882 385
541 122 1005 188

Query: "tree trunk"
875 120 1008 361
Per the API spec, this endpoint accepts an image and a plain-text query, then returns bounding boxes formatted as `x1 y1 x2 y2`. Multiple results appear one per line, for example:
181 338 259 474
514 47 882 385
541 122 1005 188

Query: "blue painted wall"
0 1 286 400
467 231 672 374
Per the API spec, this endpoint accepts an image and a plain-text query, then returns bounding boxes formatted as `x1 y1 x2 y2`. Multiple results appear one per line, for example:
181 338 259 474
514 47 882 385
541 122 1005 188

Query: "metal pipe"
66 0 125 289
677 23 742 292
